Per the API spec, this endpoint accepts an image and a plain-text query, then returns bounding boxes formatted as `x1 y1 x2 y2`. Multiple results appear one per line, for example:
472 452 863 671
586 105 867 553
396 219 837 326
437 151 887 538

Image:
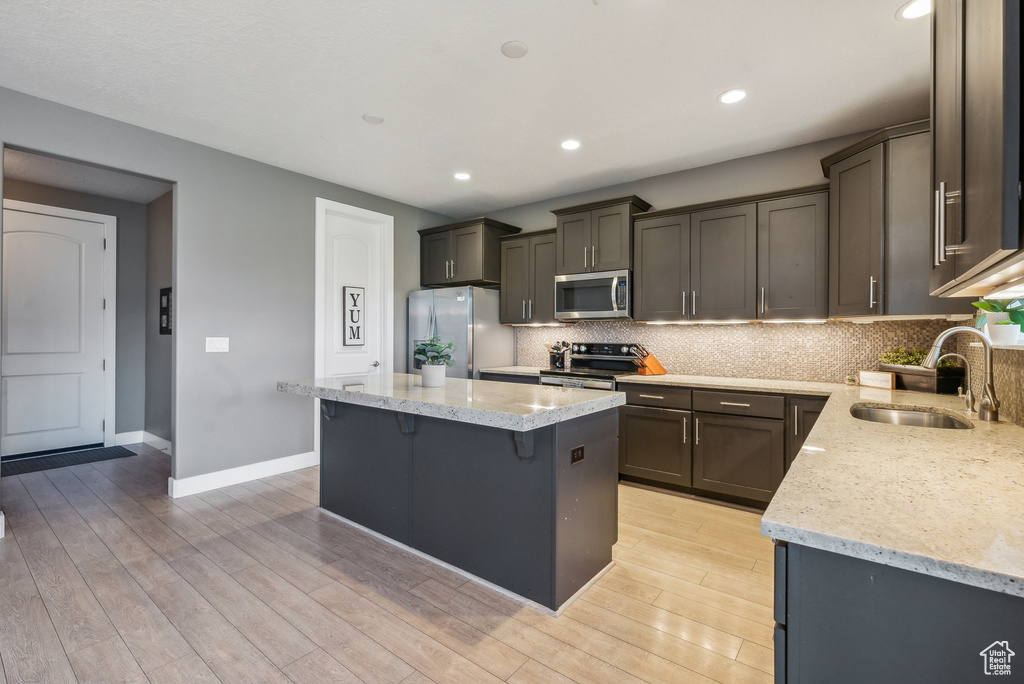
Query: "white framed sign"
343 286 365 346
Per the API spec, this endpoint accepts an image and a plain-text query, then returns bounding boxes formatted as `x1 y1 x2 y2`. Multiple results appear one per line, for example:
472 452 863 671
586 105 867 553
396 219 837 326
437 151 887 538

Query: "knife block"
638 353 667 375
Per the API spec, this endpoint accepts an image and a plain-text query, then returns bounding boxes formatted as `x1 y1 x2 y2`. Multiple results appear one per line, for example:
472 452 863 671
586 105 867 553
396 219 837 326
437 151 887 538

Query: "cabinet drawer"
620 384 691 410
693 390 784 419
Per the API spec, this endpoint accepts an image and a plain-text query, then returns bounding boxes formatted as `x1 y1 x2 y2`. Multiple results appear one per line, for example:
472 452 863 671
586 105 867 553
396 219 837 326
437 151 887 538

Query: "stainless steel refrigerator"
407 287 514 379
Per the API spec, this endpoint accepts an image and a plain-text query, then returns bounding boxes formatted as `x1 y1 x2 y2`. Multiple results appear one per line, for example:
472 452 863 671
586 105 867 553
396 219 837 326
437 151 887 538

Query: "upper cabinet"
633 188 827 322
553 196 651 275
419 218 521 288
822 123 974 318
499 230 557 324
930 0 1022 297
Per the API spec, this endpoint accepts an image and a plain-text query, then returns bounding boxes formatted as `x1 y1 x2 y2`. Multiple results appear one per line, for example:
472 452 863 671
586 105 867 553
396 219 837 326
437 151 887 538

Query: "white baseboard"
167 451 317 499
114 431 145 445
142 432 173 455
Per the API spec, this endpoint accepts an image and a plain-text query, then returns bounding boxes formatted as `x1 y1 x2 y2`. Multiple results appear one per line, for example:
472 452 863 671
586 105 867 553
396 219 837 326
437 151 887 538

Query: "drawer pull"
683 416 687 444
695 418 700 445
638 394 665 400
720 401 751 407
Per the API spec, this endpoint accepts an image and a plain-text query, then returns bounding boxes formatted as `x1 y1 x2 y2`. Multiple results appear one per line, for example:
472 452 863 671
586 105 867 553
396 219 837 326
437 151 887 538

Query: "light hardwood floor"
0 445 774 683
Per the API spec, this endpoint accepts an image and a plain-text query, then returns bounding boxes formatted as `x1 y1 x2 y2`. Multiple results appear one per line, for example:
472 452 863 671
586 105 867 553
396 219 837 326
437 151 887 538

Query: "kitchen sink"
850 404 972 429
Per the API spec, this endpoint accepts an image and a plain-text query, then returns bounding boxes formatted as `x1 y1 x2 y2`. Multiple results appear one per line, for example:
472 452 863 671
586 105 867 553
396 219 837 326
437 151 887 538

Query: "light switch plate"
206 337 229 352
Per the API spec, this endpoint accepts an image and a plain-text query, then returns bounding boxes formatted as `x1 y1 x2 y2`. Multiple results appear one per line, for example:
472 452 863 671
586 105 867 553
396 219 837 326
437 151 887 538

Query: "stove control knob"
578 344 587 353
621 346 629 354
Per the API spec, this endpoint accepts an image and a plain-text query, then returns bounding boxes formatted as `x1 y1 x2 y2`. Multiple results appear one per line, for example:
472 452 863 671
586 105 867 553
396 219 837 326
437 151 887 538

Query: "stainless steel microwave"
554 269 631 321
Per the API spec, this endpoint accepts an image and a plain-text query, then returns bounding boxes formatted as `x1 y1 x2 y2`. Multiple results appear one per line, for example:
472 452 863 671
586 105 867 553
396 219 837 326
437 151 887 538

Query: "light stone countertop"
277 374 624 431
478 366 547 376
623 374 1024 598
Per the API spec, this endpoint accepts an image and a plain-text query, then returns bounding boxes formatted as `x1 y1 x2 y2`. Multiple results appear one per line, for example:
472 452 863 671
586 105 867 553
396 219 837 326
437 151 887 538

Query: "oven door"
554 269 630 321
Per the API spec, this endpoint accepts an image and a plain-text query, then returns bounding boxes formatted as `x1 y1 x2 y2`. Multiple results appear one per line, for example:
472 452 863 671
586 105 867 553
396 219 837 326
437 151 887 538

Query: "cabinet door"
450 224 483 284
930 0 963 293
691 204 757 321
957 0 1020 279
556 211 591 274
784 396 826 472
693 412 784 503
619 406 692 487
500 237 530 324
529 233 557 323
757 194 827 320
828 145 884 316
591 204 631 271
421 232 451 287
633 215 691 321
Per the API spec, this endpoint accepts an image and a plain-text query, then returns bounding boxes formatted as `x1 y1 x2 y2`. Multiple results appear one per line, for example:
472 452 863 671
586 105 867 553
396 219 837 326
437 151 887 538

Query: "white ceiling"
4 148 173 204
0 0 931 219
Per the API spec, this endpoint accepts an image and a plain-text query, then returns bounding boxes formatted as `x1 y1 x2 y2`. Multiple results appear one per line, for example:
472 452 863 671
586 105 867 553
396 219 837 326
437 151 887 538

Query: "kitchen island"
277 374 624 612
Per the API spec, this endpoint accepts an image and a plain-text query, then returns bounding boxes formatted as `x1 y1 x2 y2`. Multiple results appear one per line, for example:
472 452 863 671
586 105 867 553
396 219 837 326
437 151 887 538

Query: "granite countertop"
479 366 547 376
278 374 624 431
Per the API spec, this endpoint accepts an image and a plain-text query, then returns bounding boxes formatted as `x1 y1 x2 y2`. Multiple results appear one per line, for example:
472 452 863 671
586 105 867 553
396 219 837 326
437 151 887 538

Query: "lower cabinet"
785 395 827 472
619 405 692 487
692 411 785 504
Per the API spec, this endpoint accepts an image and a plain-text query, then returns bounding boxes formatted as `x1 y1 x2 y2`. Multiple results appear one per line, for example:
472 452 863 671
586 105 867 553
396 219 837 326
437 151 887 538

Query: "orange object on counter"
637 353 667 375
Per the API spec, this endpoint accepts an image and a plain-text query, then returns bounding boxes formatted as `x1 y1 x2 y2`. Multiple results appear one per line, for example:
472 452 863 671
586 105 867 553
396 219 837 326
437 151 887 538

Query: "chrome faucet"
923 326 998 421
936 352 973 413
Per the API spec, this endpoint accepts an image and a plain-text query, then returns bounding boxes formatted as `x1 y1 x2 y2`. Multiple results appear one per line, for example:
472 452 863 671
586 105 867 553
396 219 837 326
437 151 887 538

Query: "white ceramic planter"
421 364 447 387
986 322 1021 346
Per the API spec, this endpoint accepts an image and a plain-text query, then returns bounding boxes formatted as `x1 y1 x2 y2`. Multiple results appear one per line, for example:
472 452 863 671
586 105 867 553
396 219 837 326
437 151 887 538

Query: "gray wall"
2 178 148 434
146 191 173 441
0 86 450 480
474 132 870 232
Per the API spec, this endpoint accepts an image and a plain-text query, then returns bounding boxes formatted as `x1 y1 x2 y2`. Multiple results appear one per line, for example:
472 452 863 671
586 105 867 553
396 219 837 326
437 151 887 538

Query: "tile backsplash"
517 319 1024 427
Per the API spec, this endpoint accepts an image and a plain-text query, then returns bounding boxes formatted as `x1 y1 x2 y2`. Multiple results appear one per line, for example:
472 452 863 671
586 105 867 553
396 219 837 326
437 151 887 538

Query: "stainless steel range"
539 342 640 390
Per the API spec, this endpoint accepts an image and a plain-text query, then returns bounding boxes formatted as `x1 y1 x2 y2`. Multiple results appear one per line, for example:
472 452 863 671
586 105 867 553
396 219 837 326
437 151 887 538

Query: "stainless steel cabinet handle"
720 401 750 407
943 185 964 257
682 291 687 317
760 286 766 314
692 290 697 316
451 259 455 277
591 245 596 267
794 405 799 435
695 418 700 446
933 189 942 267
869 276 876 310
584 247 588 270
528 299 533 319
638 394 665 400
683 416 687 444
522 300 526 319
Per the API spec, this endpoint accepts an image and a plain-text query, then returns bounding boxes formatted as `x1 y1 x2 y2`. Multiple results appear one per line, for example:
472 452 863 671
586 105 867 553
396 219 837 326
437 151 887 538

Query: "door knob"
371 361 380 367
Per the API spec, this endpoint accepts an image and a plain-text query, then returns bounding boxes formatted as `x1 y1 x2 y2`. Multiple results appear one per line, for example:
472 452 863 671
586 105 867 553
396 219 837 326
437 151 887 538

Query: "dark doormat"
1 445 134 477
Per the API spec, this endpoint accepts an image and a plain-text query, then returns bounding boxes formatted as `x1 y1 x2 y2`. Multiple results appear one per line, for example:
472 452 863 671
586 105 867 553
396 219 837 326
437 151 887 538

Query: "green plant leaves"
413 335 456 366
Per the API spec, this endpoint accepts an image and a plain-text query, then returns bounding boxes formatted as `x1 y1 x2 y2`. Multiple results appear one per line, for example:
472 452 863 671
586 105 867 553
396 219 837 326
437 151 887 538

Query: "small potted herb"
414 336 455 387
973 299 1023 345
878 346 964 394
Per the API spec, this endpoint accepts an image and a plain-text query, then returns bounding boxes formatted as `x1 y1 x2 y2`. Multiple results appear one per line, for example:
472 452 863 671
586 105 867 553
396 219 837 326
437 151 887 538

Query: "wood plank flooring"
0 446 774 683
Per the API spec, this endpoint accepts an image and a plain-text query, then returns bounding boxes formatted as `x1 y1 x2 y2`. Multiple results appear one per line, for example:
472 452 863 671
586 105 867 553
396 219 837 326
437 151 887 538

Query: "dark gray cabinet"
691 204 758 321
775 542 1024 683
823 124 974 318
785 395 826 472
419 218 520 287
930 0 1021 296
553 196 651 275
500 230 556 324
757 193 828 320
619 406 692 487
632 214 691 321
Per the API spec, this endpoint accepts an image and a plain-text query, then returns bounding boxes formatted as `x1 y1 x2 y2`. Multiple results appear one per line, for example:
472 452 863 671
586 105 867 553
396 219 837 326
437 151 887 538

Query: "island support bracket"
513 431 534 462
397 413 416 434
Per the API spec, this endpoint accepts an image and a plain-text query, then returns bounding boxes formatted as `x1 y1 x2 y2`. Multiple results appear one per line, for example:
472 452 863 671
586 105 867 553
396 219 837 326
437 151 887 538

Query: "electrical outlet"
205 337 229 352
571 445 584 465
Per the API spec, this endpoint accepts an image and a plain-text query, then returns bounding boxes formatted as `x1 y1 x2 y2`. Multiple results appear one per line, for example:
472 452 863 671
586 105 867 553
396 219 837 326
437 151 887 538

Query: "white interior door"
2 201 116 457
314 198 394 452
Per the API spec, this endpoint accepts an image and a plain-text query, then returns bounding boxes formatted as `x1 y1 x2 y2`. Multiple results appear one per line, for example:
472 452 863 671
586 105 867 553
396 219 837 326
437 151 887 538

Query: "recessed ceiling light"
718 89 746 104
454 172 471 180
361 114 384 124
561 139 581 150
896 0 932 19
501 41 528 58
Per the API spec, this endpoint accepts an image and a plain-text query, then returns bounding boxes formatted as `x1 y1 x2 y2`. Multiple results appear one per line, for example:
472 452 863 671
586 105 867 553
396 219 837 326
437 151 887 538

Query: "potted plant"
414 336 455 387
878 347 964 394
973 298 1024 345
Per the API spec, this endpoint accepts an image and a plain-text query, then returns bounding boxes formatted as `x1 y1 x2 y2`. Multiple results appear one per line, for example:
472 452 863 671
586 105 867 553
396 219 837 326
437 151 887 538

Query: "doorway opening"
1 147 175 465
